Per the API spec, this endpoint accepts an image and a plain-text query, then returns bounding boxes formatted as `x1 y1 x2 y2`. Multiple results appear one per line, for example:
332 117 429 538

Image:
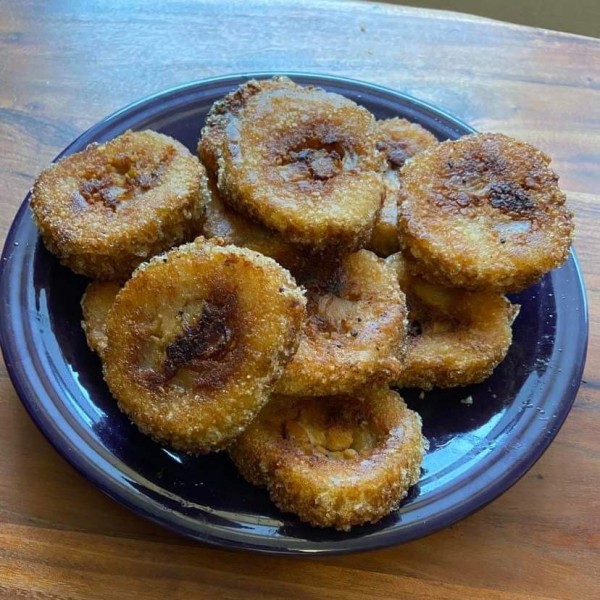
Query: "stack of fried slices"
30 77 573 531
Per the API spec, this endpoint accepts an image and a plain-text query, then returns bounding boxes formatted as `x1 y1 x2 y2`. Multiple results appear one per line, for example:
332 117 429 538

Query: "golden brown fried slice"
229 389 427 531
201 174 304 272
398 133 574 292
31 130 206 281
198 76 298 177
275 249 408 396
218 79 385 251
80 281 121 359
367 118 438 257
102 238 306 453
389 253 519 390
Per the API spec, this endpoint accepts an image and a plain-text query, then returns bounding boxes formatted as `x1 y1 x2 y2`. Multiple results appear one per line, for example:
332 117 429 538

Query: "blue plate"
0 73 588 555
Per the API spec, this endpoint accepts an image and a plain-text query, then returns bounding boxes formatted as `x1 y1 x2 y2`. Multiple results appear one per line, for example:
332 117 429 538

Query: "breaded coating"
102 238 306 453
398 133 574 292
201 174 304 272
217 78 385 251
229 389 427 531
368 118 438 257
198 76 298 177
31 130 206 281
80 281 121 359
389 254 519 390
275 249 408 396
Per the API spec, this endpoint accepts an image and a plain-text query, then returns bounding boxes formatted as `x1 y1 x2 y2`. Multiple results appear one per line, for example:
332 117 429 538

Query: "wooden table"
0 1 598 598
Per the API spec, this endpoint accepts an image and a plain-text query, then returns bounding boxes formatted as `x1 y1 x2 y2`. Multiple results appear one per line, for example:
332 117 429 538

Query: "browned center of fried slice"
283 401 379 460
274 132 356 187
74 145 176 210
377 139 414 169
164 295 236 377
293 261 353 336
440 147 551 219
283 144 342 182
139 290 242 390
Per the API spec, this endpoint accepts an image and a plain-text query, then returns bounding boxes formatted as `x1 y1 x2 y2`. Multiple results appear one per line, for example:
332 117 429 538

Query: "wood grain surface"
0 1 598 598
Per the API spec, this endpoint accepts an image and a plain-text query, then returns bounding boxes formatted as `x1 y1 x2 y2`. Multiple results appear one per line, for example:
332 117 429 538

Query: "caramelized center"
282 402 377 460
441 149 537 215
377 140 411 169
76 146 175 210
286 146 342 180
276 137 353 184
488 182 535 214
163 301 234 379
139 291 241 391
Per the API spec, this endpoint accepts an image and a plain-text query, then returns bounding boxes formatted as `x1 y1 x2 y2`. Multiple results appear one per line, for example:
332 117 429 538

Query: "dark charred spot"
163 302 234 379
79 177 123 209
287 147 342 181
409 321 422 337
78 146 175 210
445 147 507 182
277 134 348 184
488 182 535 214
164 301 235 379
377 140 410 169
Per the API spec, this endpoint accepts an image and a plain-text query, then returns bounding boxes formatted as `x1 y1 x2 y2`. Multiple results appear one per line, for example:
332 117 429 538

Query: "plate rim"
0 72 589 555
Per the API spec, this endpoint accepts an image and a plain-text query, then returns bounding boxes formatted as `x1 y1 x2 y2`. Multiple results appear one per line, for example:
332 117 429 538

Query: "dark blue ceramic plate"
0 74 588 555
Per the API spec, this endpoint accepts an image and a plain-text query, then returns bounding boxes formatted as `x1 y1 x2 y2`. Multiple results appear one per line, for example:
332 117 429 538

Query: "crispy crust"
198 76 298 177
102 238 306 453
229 389 427 531
275 249 408 396
368 119 438 257
80 281 121 359
31 130 206 281
217 79 385 251
389 253 519 390
398 133 574 292
201 174 305 272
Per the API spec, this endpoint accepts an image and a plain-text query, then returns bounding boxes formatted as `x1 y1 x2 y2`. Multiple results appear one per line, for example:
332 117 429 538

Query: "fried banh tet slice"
274 249 408 396
229 389 427 531
198 76 298 177
398 133 574 292
388 254 519 390
31 130 206 281
201 174 304 272
102 238 306 453
367 118 438 257
218 79 385 251
80 281 121 359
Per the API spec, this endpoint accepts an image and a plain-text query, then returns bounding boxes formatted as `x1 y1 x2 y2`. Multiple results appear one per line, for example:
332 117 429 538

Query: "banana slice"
216 78 385 251
102 238 306 453
389 253 519 390
398 132 573 292
367 118 438 257
229 388 427 531
31 130 206 281
201 174 304 272
275 249 408 396
80 281 121 359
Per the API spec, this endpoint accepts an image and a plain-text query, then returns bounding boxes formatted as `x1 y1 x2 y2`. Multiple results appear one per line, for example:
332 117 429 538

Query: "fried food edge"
102 238 306 453
31 130 207 281
229 389 427 530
